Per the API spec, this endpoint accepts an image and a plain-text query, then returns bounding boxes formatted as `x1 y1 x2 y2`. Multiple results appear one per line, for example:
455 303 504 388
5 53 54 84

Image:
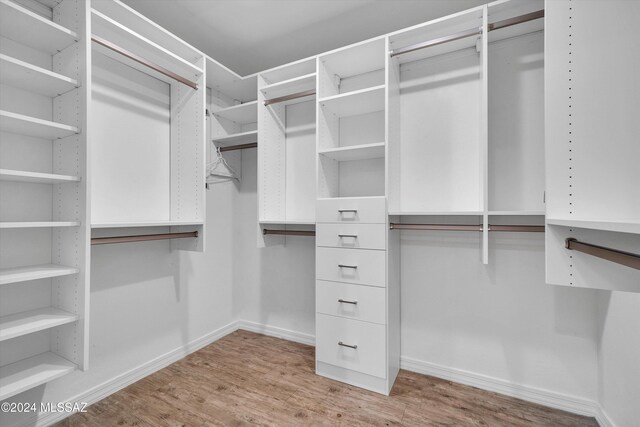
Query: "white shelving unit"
0 0 90 402
318 142 385 162
213 101 257 124
0 265 79 286
0 54 79 97
318 85 385 117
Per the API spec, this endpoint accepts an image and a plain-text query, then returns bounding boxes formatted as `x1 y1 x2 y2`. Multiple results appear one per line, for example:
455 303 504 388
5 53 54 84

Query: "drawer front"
316 280 386 324
316 314 386 378
316 223 386 250
316 247 386 287
316 197 386 224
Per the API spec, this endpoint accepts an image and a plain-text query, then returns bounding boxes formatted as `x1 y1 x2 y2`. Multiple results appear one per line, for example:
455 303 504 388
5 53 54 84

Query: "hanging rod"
264 89 316 106
390 9 544 58
219 142 257 153
91 35 199 90
263 229 316 237
91 231 198 245
389 223 544 232
565 238 640 270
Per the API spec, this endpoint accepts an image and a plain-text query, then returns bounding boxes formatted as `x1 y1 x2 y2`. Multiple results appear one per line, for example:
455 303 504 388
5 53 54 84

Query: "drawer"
316 223 386 250
316 280 386 324
316 197 386 224
316 247 386 287
316 314 386 379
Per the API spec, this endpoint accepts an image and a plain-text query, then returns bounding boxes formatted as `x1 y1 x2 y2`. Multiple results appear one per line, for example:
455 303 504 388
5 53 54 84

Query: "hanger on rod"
207 144 240 185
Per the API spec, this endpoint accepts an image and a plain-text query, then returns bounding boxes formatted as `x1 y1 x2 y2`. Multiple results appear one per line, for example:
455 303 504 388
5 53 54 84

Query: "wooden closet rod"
389 223 544 232
219 142 257 152
390 9 544 58
91 231 198 245
565 238 640 270
91 35 199 90
263 89 316 106
263 229 316 237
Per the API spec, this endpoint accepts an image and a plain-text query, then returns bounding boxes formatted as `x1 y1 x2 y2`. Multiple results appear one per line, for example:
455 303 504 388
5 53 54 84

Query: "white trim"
594 406 616 427
236 320 315 346
25 321 239 427
400 356 600 419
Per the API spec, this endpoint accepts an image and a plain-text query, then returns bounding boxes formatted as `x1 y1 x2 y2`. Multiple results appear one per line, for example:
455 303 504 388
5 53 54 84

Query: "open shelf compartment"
0 54 78 97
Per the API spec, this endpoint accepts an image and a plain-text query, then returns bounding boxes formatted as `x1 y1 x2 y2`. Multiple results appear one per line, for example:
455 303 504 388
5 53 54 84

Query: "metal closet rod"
389 223 545 232
91 35 199 90
390 9 544 58
263 229 316 237
566 238 640 271
91 231 198 245
263 89 316 106
219 142 257 152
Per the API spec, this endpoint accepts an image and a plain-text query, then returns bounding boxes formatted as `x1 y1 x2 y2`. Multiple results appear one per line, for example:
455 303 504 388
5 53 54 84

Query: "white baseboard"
400 356 601 420
237 320 315 346
594 406 615 427
28 320 239 427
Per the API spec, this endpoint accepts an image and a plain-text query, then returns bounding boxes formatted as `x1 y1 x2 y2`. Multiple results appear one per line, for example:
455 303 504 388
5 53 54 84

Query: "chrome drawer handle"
338 341 357 349
338 299 358 305
338 234 358 238
338 264 358 269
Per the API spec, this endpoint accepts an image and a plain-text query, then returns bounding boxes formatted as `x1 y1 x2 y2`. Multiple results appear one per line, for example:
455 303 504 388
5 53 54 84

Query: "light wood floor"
57 330 598 426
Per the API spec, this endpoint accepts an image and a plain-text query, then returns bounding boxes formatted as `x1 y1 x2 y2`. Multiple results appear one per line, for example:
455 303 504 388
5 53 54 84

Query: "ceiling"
121 0 487 76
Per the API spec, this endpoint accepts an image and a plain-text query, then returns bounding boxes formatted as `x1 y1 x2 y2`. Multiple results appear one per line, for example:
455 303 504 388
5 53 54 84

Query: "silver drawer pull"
338 264 358 269
338 299 358 305
338 234 358 238
338 209 358 213
338 341 358 349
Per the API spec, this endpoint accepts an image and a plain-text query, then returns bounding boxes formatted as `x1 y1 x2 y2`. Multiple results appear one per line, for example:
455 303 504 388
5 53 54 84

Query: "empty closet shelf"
0 222 80 229
212 101 257 124
261 73 316 102
212 130 258 146
0 54 79 97
0 308 78 342
319 85 385 117
0 110 79 140
0 169 81 184
0 0 78 55
0 352 76 401
319 142 385 162
0 264 79 286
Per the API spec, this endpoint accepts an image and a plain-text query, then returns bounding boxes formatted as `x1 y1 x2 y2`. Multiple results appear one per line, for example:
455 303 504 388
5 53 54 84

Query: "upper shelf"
92 9 203 88
212 130 258 147
319 85 385 117
261 73 316 106
206 57 257 103
546 218 640 235
320 37 385 79
0 54 78 97
0 110 79 140
0 0 78 55
0 169 81 184
260 57 316 86
212 101 257 124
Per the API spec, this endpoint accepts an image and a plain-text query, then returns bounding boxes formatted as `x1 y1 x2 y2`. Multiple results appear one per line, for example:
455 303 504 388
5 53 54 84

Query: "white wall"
598 292 640 426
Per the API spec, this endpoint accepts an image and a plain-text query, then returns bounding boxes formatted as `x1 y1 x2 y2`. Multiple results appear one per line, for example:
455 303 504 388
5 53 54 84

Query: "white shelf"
91 220 203 229
212 101 257 124
0 169 80 184
0 307 77 342
259 220 316 225
206 57 257 103
388 211 484 216
320 38 385 79
0 222 80 229
261 58 316 85
0 110 79 140
0 264 79 286
261 73 316 101
0 0 78 55
212 130 258 146
546 218 640 235
0 54 78 97
488 211 546 216
319 85 385 117
0 352 75 401
319 142 385 162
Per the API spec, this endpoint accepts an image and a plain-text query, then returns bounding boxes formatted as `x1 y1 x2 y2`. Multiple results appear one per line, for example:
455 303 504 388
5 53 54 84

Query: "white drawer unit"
316 197 386 224
316 280 386 324
316 247 387 287
316 314 387 379
316 223 386 250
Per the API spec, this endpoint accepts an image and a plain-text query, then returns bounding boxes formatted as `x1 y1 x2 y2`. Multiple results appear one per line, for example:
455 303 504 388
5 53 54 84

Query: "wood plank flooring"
57 330 598 426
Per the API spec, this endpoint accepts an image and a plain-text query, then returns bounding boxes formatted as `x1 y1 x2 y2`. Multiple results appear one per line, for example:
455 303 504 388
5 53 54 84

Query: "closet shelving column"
258 57 317 239
545 0 640 292
89 0 206 251
0 0 89 400
315 37 399 395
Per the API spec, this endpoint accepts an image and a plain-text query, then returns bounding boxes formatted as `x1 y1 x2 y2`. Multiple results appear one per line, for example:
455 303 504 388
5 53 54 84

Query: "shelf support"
565 238 640 270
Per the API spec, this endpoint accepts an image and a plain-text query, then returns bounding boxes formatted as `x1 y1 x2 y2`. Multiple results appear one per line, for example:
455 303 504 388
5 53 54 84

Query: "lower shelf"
0 264 79 286
0 307 78 342
0 352 75 401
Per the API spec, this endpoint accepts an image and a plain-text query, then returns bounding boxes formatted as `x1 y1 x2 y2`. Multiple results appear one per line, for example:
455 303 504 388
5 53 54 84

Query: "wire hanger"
206 144 239 184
